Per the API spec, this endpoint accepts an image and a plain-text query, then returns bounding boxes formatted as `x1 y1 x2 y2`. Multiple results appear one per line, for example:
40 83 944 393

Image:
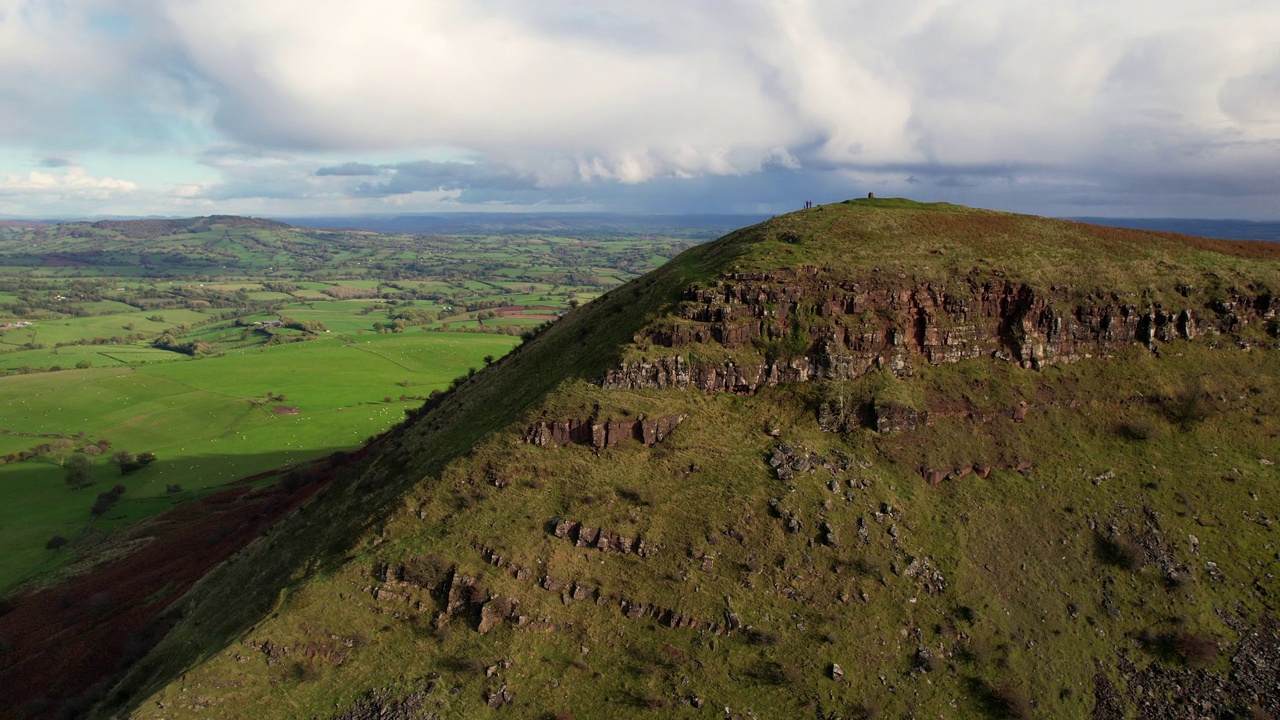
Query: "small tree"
44 438 76 466
111 450 139 475
64 455 94 489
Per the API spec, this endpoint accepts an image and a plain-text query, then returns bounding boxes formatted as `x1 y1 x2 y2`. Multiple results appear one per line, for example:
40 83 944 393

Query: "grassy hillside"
17 200 1280 719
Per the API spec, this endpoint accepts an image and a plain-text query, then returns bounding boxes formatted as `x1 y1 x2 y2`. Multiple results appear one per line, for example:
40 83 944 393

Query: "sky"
1 0 1279 220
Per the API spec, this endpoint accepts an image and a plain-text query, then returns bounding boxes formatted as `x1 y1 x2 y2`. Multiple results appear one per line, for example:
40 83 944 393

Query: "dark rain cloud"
350 160 539 196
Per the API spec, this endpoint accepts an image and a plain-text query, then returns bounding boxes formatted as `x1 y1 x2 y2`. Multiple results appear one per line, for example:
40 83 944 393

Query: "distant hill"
12 200 1280 720
0 220 48 229
0 215 360 276
85 215 290 238
1071 216 1280 242
279 212 770 238
0 215 705 291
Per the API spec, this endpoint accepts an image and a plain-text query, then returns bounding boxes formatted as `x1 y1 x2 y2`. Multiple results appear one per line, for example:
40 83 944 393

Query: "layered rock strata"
602 269 1278 393
523 415 685 449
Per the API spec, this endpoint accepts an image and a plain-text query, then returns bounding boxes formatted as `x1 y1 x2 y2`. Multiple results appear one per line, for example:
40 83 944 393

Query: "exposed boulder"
873 401 922 434
478 597 515 635
769 444 853 481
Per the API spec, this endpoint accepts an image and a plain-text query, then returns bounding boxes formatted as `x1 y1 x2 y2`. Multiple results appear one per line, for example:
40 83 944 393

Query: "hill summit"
86 215 291 238
57 200 1280 718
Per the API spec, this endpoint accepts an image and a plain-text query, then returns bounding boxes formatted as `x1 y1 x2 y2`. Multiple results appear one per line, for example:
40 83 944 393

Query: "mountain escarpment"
607 267 1276 393
90 200 1280 720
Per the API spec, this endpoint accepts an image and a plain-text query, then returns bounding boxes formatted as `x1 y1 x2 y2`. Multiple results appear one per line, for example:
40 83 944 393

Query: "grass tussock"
969 677 1032 719
1094 533 1145 571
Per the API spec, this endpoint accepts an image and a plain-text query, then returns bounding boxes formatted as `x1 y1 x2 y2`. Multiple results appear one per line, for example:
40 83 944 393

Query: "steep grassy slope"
77 200 1280 720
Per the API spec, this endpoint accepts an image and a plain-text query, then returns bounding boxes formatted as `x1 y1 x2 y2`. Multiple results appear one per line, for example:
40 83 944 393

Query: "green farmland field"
0 331 516 590
0 309 210 347
0 344 182 370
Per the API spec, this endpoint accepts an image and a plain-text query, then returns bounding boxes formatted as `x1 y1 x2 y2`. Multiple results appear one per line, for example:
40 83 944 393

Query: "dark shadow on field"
0 447 360 589
0 446 354 720
0 446 343 501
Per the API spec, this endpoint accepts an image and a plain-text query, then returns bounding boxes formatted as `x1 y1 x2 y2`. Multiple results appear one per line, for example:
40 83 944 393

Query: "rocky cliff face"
602 267 1278 393
522 414 685 449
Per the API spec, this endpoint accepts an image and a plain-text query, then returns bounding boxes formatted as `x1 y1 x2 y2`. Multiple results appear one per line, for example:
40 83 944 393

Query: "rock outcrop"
602 269 1277 393
767 444 853 481
472 542 722 635
550 517 658 557
523 415 685 449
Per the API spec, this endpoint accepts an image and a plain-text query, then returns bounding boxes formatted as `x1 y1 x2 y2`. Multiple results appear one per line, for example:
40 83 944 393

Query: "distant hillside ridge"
279 212 768 238
84 215 291 238
1072 216 1280 243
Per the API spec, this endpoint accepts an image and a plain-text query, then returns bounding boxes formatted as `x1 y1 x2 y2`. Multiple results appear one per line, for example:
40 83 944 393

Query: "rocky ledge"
522 415 685 449
602 269 1278 394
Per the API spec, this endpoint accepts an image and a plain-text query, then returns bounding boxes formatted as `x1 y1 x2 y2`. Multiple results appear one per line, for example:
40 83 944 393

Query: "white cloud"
151 1 1280 184
159 0 803 181
172 183 207 198
2 0 1280 216
0 168 138 199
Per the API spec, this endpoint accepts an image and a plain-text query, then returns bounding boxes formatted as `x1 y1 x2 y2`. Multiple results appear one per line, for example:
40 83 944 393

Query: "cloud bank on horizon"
1 0 1278 219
